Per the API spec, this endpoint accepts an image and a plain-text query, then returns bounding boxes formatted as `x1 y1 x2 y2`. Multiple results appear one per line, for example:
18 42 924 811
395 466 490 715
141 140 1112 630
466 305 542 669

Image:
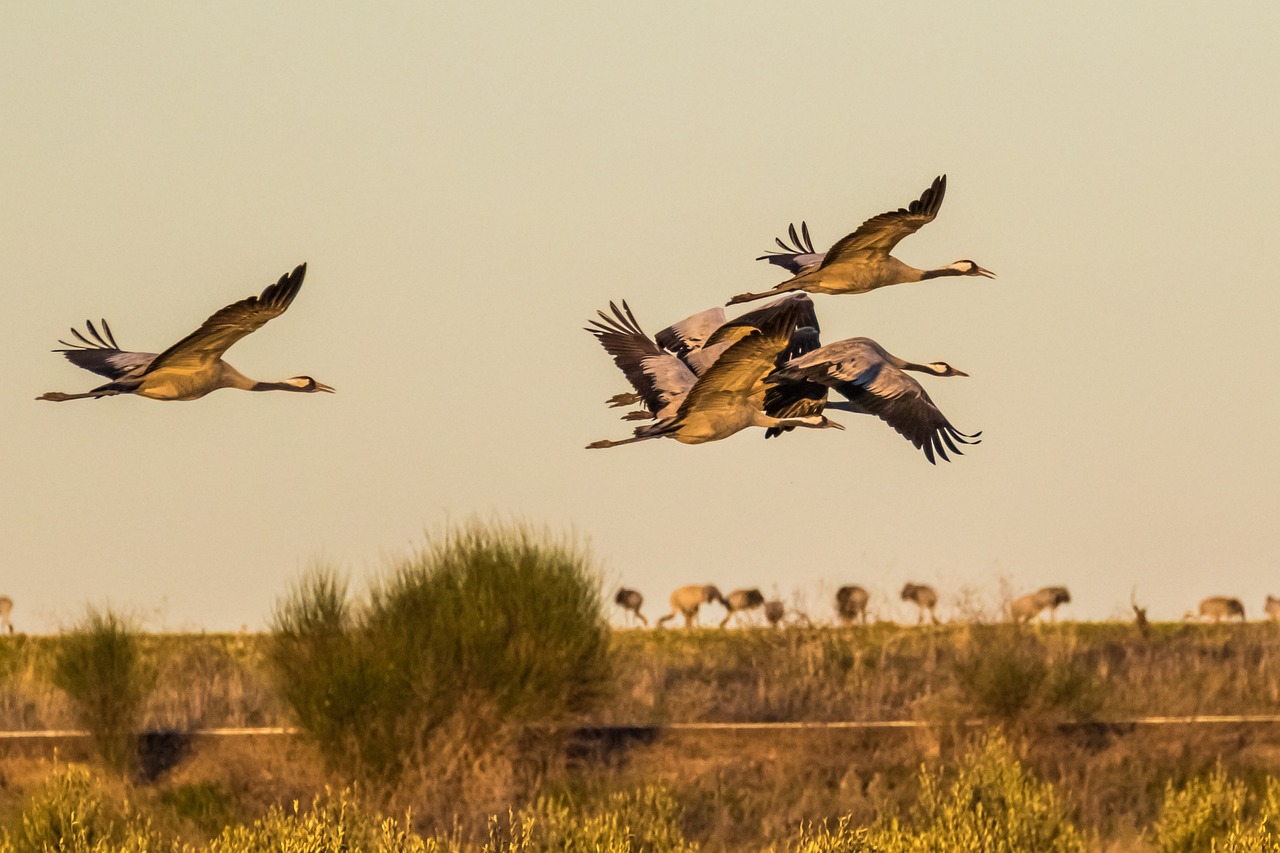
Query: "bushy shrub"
0 764 163 853
868 734 1084 853
1152 763 1280 853
950 628 1101 725
51 608 157 776
207 789 434 853
488 786 698 852
268 521 610 787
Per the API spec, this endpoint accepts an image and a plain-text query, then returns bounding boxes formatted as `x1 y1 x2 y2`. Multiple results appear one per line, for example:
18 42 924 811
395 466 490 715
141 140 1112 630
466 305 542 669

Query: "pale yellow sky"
3 2 1279 631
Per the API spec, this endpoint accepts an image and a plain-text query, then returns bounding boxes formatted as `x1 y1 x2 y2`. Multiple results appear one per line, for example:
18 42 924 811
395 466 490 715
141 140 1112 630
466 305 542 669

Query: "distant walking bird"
764 337 978 463
1196 596 1245 623
614 588 648 626
657 584 727 628
836 585 870 625
586 294 844 448
728 175 995 305
0 596 12 635
1010 587 1071 623
38 264 333 402
901 583 940 624
719 588 766 627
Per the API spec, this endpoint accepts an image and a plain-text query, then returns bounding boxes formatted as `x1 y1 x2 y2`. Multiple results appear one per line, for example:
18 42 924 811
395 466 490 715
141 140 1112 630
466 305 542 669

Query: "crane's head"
923 362 968 378
946 259 996 278
285 376 335 393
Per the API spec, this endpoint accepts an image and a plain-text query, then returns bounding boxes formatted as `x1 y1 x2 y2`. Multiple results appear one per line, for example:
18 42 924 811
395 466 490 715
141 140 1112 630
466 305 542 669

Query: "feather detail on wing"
756 222 826 275
820 175 946 263
53 319 156 379
143 263 307 374
585 301 696 419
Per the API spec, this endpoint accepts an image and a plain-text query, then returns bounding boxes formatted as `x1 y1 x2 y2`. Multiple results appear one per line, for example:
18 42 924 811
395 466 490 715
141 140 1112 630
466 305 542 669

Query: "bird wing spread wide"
819 175 946 264
586 301 696 417
143 263 307 374
678 327 791 418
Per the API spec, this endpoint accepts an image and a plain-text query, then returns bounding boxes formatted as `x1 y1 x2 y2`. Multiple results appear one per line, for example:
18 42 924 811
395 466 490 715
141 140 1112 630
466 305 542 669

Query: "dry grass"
3 621 1280 849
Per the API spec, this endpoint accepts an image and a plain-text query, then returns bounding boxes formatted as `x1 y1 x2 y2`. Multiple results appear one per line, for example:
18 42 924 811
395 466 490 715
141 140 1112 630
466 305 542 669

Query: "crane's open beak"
316 382 336 393
976 265 997 278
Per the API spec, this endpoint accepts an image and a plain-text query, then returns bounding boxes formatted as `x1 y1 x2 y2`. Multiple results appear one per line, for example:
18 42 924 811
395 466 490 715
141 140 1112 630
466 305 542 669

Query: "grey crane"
1196 596 1245 623
836 585 870 625
614 588 648 626
38 264 333 402
728 175 994 305
657 584 727 628
1010 587 1071 623
763 337 979 464
586 294 844 448
0 596 12 635
901 583 940 625
763 600 786 628
719 588 765 628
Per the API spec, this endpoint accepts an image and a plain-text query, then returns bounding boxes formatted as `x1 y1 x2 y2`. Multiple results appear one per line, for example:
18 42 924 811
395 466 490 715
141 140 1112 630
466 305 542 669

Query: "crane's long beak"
976 266 997 279
316 382 336 393
952 368 970 378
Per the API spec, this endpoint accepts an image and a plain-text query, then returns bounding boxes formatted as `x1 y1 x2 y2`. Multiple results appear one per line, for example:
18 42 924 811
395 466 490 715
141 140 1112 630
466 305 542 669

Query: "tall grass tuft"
51 607 156 777
268 521 611 791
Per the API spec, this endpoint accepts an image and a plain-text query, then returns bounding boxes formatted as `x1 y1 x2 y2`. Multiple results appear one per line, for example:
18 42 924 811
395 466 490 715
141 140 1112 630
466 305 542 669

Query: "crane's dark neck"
920 266 963 280
249 380 306 392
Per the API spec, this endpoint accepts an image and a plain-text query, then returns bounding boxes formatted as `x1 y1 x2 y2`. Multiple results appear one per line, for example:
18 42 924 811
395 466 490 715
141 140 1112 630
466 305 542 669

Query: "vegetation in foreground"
5 521 1280 849
4 736 1280 852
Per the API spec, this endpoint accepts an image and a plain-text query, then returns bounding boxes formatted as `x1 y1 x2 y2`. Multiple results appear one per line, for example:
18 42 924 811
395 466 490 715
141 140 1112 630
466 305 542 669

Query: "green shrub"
0 764 164 853
869 734 1084 853
207 789 434 853
51 608 157 776
157 782 239 839
951 628 1101 725
488 786 698 852
1151 763 1280 853
789 817 878 852
268 521 610 786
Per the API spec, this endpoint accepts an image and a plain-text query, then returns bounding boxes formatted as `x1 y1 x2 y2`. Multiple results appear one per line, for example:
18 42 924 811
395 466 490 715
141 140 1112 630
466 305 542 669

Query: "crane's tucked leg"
36 389 126 402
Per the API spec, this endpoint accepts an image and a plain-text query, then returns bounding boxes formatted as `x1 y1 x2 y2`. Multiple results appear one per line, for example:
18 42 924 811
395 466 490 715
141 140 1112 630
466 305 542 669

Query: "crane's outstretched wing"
772 337 979 463
654 306 728 375
586 300 696 419
756 222 826 275
143 263 307 375
820 175 946 264
52 319 156 379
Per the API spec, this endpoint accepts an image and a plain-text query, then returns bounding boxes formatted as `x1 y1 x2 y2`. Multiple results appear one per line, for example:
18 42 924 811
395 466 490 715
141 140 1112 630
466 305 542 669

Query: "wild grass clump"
51 607 157 777
268 521 610 791
869 734 1085 853
1152 763 1280 853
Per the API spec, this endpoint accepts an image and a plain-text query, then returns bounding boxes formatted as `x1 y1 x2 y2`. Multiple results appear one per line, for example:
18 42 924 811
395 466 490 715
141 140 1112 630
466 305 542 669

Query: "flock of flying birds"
585 175 996 463
35 175 993 465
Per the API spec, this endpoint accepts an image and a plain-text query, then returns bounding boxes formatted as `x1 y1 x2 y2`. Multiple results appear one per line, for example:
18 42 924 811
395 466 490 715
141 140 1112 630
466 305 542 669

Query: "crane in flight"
38 264 333 403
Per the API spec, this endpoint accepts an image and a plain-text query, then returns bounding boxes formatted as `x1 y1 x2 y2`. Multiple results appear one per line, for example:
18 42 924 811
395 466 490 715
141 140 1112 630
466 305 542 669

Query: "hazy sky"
4 2 1279 632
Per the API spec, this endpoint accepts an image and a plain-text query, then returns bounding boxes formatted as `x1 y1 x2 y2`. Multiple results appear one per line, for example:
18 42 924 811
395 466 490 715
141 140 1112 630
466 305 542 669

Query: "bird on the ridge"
37 263 334 402
764 337 978 464
586 294 844 447
727 175 995 305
